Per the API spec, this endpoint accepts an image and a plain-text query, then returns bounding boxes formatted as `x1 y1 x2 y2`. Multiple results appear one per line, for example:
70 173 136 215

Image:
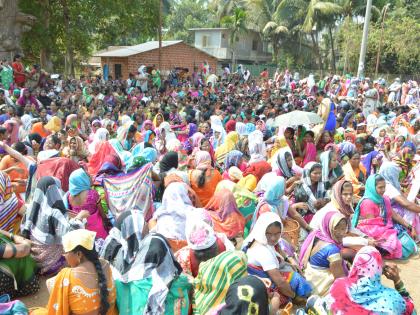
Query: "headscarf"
205 188 246 239
22 176 73 243
88 127 109 154
248 130 266 163
362 150 380 176
141 119 154 132
45 116 62 133
20 114 33 132
225 120 236 133
224 150 243 170
94 152 123 185
299 211 347 269
352 174 385 228
215 131 239 164
275 148 295 179
194 251 248 315
185 218 217 251
154 182 197 240
301 162 326 213
320 150 342 188
195 150 212 170
328 246 407 315
330 180 354 217
190 132 205 150
379 161 401 192
110 233 183 315
235 122 248 136
0 171 20 232
159 151 179 173
68 168 91 196
245 123 256 134
242 161 272 182
339 141 356 159
100 210 145 272
65 114 78 129
153 113 164 128
219 276 269 315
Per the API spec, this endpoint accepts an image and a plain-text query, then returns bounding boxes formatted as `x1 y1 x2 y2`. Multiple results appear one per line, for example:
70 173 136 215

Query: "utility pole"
375 4 389 78
357 0 373 78
158 0 163 70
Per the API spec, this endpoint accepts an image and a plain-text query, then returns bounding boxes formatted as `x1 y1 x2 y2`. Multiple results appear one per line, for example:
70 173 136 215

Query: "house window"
114 64 122 79
202 36 209 47
222 33 226 39
252 39 258 51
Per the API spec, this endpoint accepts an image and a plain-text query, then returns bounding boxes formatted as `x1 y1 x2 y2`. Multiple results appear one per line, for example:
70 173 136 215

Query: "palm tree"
246 0 288 64
221 7 248 70
278 0 342 73
209 0 246 22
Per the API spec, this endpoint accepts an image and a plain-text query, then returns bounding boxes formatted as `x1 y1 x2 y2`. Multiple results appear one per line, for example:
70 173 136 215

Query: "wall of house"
194 30 222 48
100 57 129 79
101 42 218 79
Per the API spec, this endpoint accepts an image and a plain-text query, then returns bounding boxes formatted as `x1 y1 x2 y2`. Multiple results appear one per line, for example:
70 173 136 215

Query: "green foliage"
165 0 215 43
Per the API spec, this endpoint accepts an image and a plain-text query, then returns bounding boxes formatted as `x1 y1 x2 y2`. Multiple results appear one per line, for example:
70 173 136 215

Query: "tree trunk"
61 0 74 78
328 25 336 73
310 32 323 75
273 38 279 65
39 0 53 72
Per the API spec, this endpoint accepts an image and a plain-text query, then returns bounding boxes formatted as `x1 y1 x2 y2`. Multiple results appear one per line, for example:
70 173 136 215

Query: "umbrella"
273 111 324 127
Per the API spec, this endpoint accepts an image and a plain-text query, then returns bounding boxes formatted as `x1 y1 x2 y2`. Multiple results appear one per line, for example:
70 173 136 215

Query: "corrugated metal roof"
94 41 183 57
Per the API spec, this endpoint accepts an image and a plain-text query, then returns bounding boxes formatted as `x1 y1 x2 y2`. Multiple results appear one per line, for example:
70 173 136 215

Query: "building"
93 40 218 79
189 28 272 66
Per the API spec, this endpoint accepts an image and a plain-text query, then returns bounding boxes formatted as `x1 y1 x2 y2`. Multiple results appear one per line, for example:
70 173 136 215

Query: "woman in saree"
204 188 245 240
362 150 382 177
294 162 329 223
62 136 89 163
326 246 415 315
222 150 244 179
352 174 417 260
189 150 222 206
0 171 25 233
273 148 302 195
215 180 258 237
88 127 109 155
318 97 336 133
104 231 191 315
248 130 266 164
65 168 109 240
242 212 312 307
297 131 317 167
237 160 272 192
380 162 420 240
21 177 88 275
153 182 200 252
299 211 348 296
153 112 164 129
31 229 118 315
320 149 343 190
343 150 366 197
0 229 39 299
175 218 230 278
215 131 239 165
193 250 248 315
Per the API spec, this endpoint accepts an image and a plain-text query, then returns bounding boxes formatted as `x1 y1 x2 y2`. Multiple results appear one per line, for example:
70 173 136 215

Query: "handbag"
398 230 418 259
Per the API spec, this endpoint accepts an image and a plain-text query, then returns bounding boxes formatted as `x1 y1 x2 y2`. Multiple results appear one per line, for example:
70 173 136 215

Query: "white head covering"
248 130 266 163
185 219 217 251
88 127 109 154
236 122 248 136
242 212 282 247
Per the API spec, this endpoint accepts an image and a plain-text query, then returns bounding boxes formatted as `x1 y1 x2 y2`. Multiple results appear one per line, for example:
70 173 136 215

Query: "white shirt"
247 243 279 271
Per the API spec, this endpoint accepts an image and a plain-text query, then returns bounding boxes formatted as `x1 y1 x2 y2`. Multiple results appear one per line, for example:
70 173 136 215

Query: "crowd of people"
0 54 419 314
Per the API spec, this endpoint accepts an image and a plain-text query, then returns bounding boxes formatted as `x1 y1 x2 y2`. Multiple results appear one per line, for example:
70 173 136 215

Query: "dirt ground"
21 254 420 312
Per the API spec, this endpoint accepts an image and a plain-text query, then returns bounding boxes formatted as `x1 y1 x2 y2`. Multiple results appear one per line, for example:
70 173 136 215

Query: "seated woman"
242 212 312 307
352 174 417 260
204 188 245 240
215 131 239 165
0 171 25 233
66 135 89 163
273 148 302 195
254 173 313 235
175 219 229 278
362 150 382 177
189 150 222 206
222 150 244 180
0 229 39 299
380 161 420 241
320 149 343 191
294 162 329 223
326 246 415 315
237 161 272 192
66 168 109 240
31 229 118 315
343 150 366 197
210 275 271 315
297 130 317 167
105 232 191 315
21 177 89 275
193 250 248 315
152 182 200 252
299 211 348 296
